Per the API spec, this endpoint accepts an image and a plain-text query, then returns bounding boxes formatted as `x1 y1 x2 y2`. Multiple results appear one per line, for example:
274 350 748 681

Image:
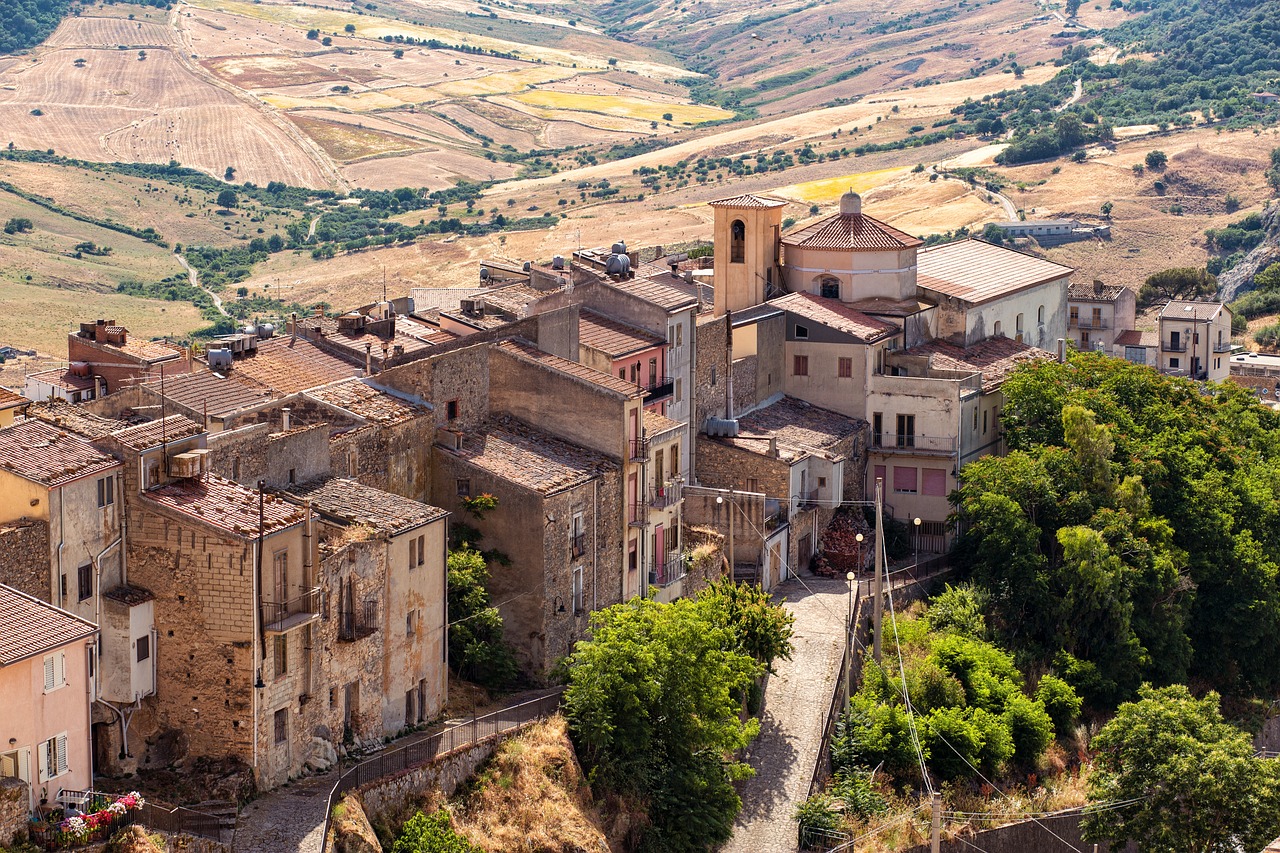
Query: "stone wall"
0 518 50 598
0 776 28 847
205 423 271 486
265 423 331 488
899 811 1135 853
694 315 729 431
357 739 502 837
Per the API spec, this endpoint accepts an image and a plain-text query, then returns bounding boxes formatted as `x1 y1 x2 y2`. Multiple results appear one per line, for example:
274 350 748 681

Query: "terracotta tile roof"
142 473 304 538
612 266 701 311
228 336 361 394
147 370 276 418
771 292 898 342
301 315 456 361
1068 281 1128 302
0 584 98 666
708 193 788 209
917 239 1074 304
280 476 447 535
25 400 130 439
107 415 204 451
112 337 184 364
782 211 923 251
1115 329 1159 347
579 310 666 357
27 369 96 393
0 419 120 486
303 378 426 425
481 283 551 316
1161 300 1227 322
848 296 934 316
903 337 1055 393
447 416 617 495
494 339 644 398
643 409 683 440
0 387 27 411
729 396 863 461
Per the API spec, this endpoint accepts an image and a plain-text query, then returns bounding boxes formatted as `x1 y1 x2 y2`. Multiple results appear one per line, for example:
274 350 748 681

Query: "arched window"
819 276 840 299
993 320 1003 337
1037 305 1045 325
1015 313 1024 342
730 219 745 263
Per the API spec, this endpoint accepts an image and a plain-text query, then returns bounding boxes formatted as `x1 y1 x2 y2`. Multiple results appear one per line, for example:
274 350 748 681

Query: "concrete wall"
782 245 917 302
713 202 782 316
920 277 1068 349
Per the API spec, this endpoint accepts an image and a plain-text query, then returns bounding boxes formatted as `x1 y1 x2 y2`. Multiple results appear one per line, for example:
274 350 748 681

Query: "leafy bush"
447 548 517 689
1003 692 1054 765
391 809 480 853
1034 675 1082 736
794 794 842 849
924 583 989 638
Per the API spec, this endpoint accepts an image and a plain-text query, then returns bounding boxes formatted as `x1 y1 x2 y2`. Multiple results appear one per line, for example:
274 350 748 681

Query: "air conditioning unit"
188 448 210 473
168 452 201 479
436 429 463 451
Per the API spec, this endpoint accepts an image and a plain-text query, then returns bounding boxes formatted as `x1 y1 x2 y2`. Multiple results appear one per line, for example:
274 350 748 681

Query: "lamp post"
913 517 922 572
844 570 856 712
855 532 864 575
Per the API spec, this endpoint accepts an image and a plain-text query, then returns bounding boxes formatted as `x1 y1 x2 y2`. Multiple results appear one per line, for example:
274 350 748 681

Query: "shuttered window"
38 733 68 782
43 653 65 692
922 468 947 497
893 466 918 494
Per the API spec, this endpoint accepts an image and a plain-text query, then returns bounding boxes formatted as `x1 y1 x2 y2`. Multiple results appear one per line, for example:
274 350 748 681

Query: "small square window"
456 478 471 497
793 355 809 376
446 400 459 420
838 357 852 378
77 563 92 602
795 324 809 340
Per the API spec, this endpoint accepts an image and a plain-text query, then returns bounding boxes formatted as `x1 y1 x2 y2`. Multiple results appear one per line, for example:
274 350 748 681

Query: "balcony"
874 434 958 455
571 532 586 558
650 484 680 509
641 376 674 402
629 437 649 461
655 555 687 587
1164 340 1188 352
798 489 820 510
262 587 321 634
628 500 649 527
1069 317 1109 330
764 497 788 531
338 598 378 642
1213 341 1235 353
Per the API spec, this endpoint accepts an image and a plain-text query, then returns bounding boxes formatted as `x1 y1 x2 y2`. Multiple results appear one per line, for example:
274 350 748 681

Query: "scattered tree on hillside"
3 217 32 234
1084 685 1280 853
1145 149 1168 170
1255 262 1280 292
215 189 238 209
1137 267 1216 307
1267 147 1280 193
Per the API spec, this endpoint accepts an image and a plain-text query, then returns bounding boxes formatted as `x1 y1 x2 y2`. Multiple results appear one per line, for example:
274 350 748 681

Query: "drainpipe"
724 312 734 419
55 487 66 607
592 478 598 612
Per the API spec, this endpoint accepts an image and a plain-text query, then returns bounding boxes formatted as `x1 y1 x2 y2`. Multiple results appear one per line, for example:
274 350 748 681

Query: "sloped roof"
902 337 1055 393
0 419 120 486
25 400 129 439
304 378 426 425
1160 300 1227 322
0 387 28 411
917 239 1074 304
446 416 617 495
107 414 203 451
579 310 666 357
727 396 862 462
782 211 922 251
1068 281 1128 302
147 370 276 419
0 584 98 666
27 369 96 393
1115 330 1159 347
771 292 898 343
708 193 788 209
494 339 643 398
280 476 447 535
229 336 361 394
614 265 701 311
143 473 304 538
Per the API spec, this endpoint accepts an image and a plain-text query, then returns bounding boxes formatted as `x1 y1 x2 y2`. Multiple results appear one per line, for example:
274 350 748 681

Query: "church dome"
839 190 862 217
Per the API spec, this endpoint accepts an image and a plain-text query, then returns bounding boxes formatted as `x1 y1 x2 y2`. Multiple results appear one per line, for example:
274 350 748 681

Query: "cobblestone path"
725 574 852 853
233 768 336 853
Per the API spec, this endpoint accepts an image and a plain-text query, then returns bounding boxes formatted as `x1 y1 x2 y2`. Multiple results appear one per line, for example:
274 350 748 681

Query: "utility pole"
873 477 885 665
727 486 735 576
931 790 941 853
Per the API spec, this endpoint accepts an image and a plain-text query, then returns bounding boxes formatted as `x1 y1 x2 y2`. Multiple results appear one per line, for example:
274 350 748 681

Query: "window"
820 277 840 299
628 540 638 572
1015 313 1024 342
746 477 759 493
77 563 92 602
896 414 915 448
136 634 150 663
96 475 114 508
710 366 717 386
730 219 745 263
838 357 852 378
670 444 680 478
972 406 979 431
872 413 883 447
416 534 425 567
1080 330 1090 347
1069 306 1078 325
675 324 683 347
571 512 585 557
273 635 287 678
1125 346 1147 365
288 468 296 485
232 457 241 480
675 378 682 402
406 610 415 636
446 400 459 420
1170 357 1180 369
795 323 809 340
793 355 809 376
1092 307 1103 328
922 468 947 497
418 679 428 722
873 465 887 489
1038 305 1045 325
456 478 470 497
993 320 1003 337
573 567 584 614
347 451 358 477
983 409 988 435
405 690 416 726
618 369 626 380
42 653 65 692
893 466 918 494
273 708 287 745
817 476 827 488
39 734 68 782
653 449 664 490
272 551 288 605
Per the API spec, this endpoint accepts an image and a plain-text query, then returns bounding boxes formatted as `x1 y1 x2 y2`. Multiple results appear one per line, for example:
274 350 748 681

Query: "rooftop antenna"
382 265 388 303
159 362 167 475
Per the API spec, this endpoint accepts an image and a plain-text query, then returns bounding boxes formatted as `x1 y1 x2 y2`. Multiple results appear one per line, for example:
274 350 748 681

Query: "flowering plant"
56 792 145 841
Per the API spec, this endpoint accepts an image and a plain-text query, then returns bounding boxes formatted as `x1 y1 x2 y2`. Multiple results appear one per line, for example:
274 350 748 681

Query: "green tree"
1138 267 1216 307
3 217 33 234
216 189 238 209
697 580 795 673
1084 685 1280 853
1100 200 1113 217
447 547 516 689
1254 261 1280 292
391 809 480 853
1145 149 1168 170
565 597 764 852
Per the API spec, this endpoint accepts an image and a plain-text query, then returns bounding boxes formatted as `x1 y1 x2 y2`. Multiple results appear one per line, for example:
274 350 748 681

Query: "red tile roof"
917 239 1074 304
447 416 617 495
107 415 204 451
771 292 898 342
579 310 666 357
708 193 788 209
0 387 27 411
27 369 96 393
903 337 1056 393
782 212 922 251
303 378 426 425
729 396 863 461
112 337 184 364
143 473 305 538
1068 281 1128 302
1160 300 1227 322
26 400 130 439
147 370 276 419
1114 330 1159 347
0 584 98 666
613 266 702 311
228 336 361 394
280 476 447 535
494 339 644 397
0 419 120 486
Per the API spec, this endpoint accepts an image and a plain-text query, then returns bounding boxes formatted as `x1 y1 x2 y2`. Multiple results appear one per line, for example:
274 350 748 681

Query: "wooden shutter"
56 734 68 776
922 468 947 497
893 466 917 494
44 655 56 691
37 740 49 783
55 652 65 688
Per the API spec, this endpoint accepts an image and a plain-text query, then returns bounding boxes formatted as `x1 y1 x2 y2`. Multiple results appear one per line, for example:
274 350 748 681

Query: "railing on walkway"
135 801 227 842
320 688 565 853
30 790 227 847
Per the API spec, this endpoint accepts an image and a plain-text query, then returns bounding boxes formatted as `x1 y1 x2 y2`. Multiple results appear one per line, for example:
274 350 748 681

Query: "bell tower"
709 194 786 316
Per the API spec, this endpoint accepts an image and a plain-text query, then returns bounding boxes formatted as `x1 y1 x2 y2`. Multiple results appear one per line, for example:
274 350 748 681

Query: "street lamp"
844 570 856 711
913 517 922 571
855 532 864 574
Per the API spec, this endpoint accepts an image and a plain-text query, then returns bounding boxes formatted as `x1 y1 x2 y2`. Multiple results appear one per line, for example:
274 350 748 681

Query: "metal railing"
1165 340 1188 352
650 485 679 509
874 433 958 454
656 555 686 587
338 598 378 642
628 501 649 526
32 791 227 846
1068 317 1109 329
1213 341 1235 353
262 587 321 633
628 437 649 461
321 689 564 853
641 376 674 401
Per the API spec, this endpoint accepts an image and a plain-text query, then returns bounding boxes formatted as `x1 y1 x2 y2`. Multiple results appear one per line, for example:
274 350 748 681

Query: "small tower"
709 194 787 316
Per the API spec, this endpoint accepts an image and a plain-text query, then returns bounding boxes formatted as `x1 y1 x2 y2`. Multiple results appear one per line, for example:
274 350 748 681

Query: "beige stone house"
1067 280 1136 355
1158 300 1234 381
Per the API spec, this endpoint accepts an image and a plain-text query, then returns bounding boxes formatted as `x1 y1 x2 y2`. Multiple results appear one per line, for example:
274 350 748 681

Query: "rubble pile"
820 509 874 576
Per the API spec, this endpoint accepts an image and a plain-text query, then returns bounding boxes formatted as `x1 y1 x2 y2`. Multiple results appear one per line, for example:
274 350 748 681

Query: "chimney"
1093 279 1104 295
281 407 291 431
1057 338 1067 363
314 304 323 318
95 318 108 343
364 342 373 376
289 312 297 341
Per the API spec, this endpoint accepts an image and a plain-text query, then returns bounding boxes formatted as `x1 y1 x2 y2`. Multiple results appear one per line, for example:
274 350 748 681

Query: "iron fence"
28 791 226 849
321 688 564 853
